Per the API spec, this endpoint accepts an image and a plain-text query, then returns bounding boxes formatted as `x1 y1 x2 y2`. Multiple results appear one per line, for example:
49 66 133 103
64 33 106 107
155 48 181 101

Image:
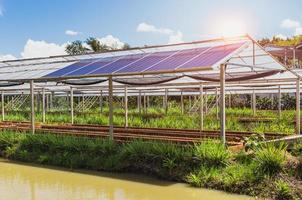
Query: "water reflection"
0 160 253 200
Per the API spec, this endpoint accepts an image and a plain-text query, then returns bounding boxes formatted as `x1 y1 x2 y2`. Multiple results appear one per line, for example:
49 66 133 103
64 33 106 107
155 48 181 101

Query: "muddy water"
0 160 253 200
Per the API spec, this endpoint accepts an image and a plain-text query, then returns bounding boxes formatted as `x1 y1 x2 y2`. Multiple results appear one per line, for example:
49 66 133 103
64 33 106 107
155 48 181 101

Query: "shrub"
253 142 287 176
275 180 294 200
193 140 230 167
292 139 302 156
186 166 221 187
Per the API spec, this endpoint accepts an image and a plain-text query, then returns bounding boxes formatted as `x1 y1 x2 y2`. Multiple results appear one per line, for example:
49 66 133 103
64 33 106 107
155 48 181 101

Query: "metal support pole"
70 87 74 124
100 90 103 113
205 91 208 114
124 87 128 127
108 76 114 140
143 93 146 113
1 91 4 121
138 90 141 113
165 88 168 114
293 48 296 68
37 92 40 113
199 85 204 132
50 91 53 110
82 94 85 113
30 80 35 134
252 90 256 117
181 91 184 114
278 85 282 119
220 64 226 145
216 87 219 120
42 88 46 123
296 78 300 135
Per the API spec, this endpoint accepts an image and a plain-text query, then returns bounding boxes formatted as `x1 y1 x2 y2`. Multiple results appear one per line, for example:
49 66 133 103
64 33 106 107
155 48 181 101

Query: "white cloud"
0 54 16 61
21 39 67 58
137 22 184 44
65 30 79 36
168 31 184 44
97 35 124 49
274 34 287 40
137 22 173 35
280 18 302 36
281 19 300 29
295 27 302 36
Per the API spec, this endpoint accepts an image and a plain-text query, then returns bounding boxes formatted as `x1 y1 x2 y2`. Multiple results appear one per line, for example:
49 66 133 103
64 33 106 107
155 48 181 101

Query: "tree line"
257 35 302 47
65 37 131 55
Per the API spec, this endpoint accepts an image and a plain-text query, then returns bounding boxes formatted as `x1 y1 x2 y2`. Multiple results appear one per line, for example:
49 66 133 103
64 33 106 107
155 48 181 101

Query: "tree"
86 37 110 53
65 40 89 55
122 43 131 50
65 37 131 55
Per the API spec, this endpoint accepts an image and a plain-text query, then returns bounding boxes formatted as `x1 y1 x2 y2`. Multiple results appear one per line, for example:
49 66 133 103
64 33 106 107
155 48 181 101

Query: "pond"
0 160 254 200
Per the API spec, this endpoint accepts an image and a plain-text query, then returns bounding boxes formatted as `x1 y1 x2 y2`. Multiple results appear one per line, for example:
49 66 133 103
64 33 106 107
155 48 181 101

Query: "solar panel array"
44 42 244 78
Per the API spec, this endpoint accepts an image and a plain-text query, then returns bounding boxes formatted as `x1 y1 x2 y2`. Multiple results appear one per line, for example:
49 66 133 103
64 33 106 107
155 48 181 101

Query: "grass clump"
275 180 294 200
193 140 230 167
253 142 287 177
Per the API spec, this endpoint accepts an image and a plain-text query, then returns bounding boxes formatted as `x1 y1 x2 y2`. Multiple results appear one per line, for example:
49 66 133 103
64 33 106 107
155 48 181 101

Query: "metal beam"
108 76 114 140
220 64 226 145
70 87 74 124
1 91 4 121
216 87 219 120
252 90 256 117
100 90 103 113
124 86 128 127
199 84 204 132
165 88 168 114
296 78 300 135
42 88 46 123
278 85 282 119
138 90 141 113
30 80 35 134
181 91 184 114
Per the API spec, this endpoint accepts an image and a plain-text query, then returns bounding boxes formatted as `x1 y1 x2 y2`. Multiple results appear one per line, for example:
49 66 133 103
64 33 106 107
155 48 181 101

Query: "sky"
0 0 301 60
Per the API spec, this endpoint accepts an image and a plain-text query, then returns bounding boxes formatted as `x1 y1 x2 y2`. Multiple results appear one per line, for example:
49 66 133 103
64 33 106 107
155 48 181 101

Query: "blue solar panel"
45 59 96 77
63 56 123 76
144 47 209 72
114 51 178 73
44 42 245 78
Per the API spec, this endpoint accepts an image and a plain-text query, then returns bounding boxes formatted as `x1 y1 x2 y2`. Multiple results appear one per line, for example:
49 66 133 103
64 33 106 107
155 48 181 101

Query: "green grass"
0 130 301 199
3 106 297 134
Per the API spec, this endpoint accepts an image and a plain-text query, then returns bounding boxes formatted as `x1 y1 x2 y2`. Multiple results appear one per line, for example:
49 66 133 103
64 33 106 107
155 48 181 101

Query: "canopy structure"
265 42 302 68
0 35 300 144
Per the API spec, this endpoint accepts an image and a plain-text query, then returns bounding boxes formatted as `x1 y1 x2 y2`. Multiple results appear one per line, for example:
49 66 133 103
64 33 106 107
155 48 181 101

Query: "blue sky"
0 0 301 59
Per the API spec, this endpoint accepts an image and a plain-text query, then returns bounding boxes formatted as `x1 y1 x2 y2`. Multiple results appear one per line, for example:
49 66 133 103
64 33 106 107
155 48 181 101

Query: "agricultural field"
3 105 297 135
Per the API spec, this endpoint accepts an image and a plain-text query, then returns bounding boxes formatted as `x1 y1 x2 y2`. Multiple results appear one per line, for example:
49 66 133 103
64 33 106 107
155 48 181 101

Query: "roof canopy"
0 35 298 94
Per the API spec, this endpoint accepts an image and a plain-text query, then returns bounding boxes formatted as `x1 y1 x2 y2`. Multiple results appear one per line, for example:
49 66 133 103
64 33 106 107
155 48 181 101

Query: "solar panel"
45 59 96 77
179 43 244 70
114 50 179 73
44 42 245 78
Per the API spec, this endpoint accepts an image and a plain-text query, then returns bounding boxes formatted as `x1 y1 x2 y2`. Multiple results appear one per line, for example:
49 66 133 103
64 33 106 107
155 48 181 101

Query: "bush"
193 140 230 167
275 180 294 200
253 142 287 176
292 140 302 156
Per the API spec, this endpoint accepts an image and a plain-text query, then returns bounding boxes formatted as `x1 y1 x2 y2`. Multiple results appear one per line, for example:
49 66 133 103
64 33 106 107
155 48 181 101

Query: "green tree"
86 37 111 52
65 40 89 55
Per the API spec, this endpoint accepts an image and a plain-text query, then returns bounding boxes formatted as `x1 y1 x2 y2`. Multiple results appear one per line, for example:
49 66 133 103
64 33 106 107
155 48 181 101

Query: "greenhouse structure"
0 35 301 145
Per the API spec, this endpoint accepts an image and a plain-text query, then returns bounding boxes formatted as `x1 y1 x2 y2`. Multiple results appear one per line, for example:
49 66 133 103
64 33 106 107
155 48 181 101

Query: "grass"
3 106 297 134
253 142 287 176
0 130 301 199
